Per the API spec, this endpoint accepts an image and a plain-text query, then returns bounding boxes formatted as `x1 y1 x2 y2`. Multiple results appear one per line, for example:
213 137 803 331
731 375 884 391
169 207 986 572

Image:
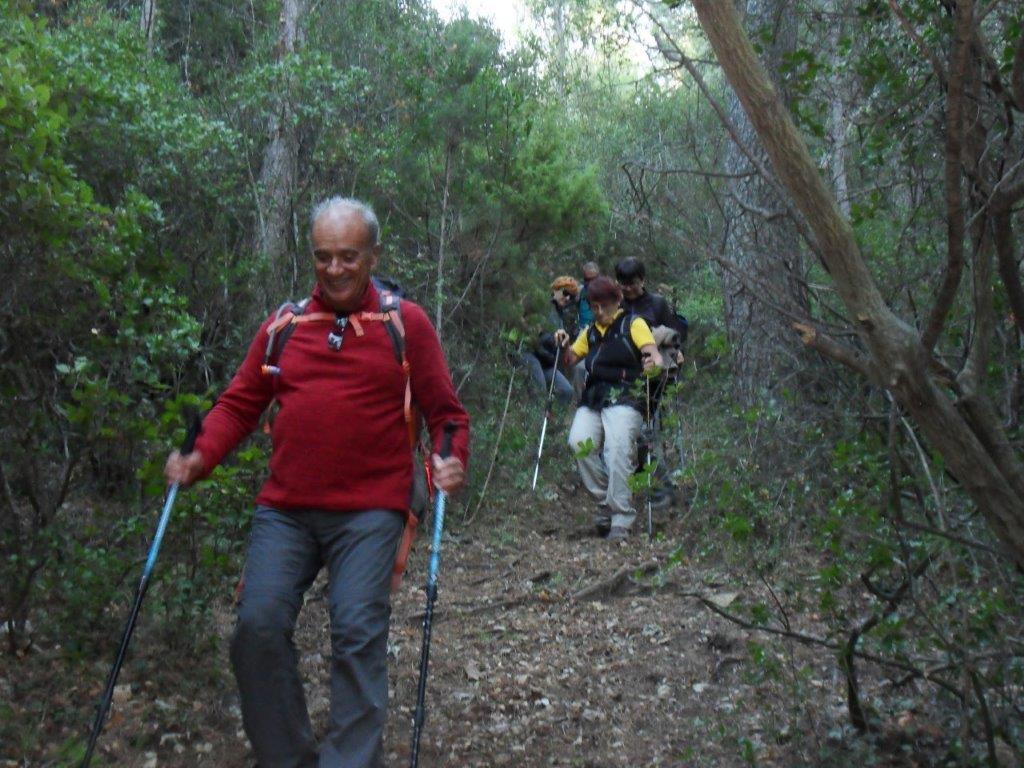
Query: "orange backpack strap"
376 290 430 591
290 311 335 324
390 509 419 592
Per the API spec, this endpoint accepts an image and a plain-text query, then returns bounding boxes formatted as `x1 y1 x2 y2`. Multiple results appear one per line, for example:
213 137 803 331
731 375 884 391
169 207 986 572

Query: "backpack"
372 274 407 298
674 312 689 348
260 288 430 590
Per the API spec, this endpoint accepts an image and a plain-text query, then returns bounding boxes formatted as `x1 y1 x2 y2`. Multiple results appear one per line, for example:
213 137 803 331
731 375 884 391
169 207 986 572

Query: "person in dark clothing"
520 275 580 403
614 257 686 346
614 257 686 510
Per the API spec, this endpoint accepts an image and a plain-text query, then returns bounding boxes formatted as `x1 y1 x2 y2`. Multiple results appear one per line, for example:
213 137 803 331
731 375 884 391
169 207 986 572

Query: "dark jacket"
533 299 579 368
621 290 682 335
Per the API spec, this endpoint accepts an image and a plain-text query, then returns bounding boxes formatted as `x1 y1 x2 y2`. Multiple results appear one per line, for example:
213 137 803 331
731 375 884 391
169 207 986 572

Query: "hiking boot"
594 517 611 537
606 525 629 542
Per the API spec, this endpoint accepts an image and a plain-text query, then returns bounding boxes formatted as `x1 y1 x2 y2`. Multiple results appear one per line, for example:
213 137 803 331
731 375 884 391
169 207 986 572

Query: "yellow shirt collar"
593 308 624 334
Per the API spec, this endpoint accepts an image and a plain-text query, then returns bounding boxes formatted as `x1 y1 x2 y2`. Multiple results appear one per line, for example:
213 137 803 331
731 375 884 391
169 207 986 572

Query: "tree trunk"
691 0 1024 566
256 0 306 298
140 0 156 53
826 1 850 220
720 0 807 405
435 142 454 338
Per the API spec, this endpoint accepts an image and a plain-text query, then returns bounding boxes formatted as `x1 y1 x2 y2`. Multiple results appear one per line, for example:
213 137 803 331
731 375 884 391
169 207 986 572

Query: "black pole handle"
180 411 202 455
439 421 457 460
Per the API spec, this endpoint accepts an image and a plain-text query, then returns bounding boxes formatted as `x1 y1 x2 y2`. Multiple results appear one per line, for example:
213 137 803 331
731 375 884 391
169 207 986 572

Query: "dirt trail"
51 502 849 768
210 505 831 768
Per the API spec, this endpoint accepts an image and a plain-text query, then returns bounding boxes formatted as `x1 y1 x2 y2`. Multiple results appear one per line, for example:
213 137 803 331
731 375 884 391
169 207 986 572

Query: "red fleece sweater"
193 282 470 512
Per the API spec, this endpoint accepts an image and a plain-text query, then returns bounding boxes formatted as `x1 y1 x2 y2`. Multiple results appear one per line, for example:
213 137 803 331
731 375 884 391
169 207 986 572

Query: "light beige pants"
568 404 643 529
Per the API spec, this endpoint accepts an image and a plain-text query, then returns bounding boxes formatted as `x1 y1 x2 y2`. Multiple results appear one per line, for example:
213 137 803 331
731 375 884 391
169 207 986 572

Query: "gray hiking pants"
519 352 573 403
568 404 643 529
231 506 404 768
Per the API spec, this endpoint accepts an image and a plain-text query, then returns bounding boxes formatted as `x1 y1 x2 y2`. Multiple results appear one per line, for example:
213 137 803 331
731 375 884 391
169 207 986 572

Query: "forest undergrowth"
3 367 1021 767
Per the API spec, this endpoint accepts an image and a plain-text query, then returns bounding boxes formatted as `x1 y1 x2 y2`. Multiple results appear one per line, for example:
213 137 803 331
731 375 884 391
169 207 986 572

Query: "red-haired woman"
554 276 663 541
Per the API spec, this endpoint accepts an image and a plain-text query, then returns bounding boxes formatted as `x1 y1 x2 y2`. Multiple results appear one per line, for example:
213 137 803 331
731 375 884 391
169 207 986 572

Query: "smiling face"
311 209 379 313
618 276 644 301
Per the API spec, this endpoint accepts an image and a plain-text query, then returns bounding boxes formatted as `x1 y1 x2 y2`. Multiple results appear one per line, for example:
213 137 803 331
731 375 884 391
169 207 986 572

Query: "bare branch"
0 461 22 542
894 517 1007 558
728 194 787 223
887 0 948 85
992 167 1024 210
843 554 934 731
959 215 996 395
712 253 816 329
890 391 947 527
792 322 875 380
644 11 826 267
678 588 964 698
443 220 503 325
622 160 755 180
571 561 660 602
465 340 521 526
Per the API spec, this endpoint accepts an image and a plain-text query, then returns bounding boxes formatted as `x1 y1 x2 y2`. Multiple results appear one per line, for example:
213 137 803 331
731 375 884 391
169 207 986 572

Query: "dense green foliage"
1 0 1021 765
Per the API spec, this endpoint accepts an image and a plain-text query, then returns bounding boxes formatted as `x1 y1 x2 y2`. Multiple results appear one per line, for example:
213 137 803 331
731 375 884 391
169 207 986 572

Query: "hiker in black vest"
615 257 687 509
553 276 663 541
615 257 688 349
520 275 580 403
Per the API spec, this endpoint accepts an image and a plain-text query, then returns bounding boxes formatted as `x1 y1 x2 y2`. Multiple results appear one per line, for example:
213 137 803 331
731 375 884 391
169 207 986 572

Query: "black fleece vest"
580 312 643 410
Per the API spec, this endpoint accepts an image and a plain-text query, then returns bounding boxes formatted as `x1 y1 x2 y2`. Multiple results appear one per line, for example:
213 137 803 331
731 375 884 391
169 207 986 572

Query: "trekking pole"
410 421 458 768
530 341 562 491
81 414 201 768
645 377 654 541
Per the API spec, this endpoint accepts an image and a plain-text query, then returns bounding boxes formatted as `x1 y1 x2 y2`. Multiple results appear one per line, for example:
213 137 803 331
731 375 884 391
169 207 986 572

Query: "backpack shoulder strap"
376 291 427 592
378 290 406 365
372 290 417 449
620 312 642 362
262 298 309 375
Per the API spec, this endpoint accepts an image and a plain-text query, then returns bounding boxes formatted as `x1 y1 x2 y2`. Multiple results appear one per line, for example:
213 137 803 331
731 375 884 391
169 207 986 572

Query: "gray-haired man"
166 197 470 767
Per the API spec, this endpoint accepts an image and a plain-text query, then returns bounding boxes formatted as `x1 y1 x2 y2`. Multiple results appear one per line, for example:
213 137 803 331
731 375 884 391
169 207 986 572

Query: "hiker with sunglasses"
520 275 582 403
164 197 470 768
554 276 663 541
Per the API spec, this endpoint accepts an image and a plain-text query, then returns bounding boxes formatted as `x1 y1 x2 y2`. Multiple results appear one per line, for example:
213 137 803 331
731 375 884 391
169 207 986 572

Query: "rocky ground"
4 488 952 767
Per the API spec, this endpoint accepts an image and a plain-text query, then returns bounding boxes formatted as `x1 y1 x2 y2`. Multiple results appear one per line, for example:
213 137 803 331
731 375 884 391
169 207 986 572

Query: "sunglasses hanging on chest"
327 314 348 351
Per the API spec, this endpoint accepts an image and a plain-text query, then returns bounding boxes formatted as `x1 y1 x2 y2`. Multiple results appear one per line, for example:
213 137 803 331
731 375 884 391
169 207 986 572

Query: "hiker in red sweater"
165 197 470 768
